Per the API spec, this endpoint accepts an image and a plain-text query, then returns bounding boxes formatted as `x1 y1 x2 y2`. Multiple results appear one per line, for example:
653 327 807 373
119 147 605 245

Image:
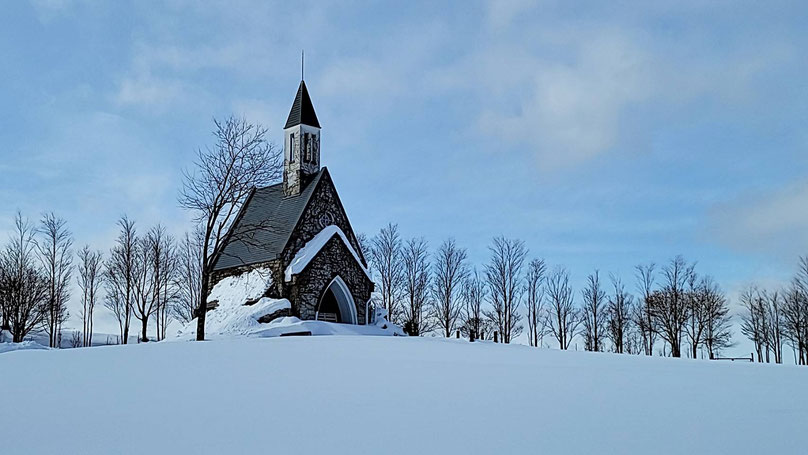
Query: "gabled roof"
284 80 320 129
284 225 371 282
212 169 325 271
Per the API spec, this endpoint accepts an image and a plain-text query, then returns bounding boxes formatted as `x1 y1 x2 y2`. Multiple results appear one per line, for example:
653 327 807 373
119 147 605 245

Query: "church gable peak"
282 168 366 267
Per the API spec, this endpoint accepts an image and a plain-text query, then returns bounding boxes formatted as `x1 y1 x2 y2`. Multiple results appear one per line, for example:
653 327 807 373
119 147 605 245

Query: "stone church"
210 80 373 325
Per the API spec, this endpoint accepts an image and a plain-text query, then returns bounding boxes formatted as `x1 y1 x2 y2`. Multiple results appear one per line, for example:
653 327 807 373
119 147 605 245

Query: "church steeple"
283 80 321 196
284 81 320 129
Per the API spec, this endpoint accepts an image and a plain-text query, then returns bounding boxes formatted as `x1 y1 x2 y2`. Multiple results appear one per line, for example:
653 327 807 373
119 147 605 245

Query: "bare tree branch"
179 116 282 341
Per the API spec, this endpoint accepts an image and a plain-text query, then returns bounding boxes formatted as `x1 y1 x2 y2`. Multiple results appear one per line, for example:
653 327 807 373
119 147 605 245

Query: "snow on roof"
284 225 370 282
207 267 273 308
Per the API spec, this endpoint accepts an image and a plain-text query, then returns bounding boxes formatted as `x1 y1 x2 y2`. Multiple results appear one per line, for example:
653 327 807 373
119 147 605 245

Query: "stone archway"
316 276 358 324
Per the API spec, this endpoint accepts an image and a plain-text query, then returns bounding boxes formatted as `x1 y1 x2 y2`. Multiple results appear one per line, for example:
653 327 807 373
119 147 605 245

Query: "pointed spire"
284 80 320 129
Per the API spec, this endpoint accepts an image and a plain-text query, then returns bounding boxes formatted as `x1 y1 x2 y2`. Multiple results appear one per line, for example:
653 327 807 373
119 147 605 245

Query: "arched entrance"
316 276 358 324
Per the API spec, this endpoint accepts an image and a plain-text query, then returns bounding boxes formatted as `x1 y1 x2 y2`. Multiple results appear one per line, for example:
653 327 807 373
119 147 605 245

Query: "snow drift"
206 266 273 308
0 340 49 354
1 336 807 454
179 266 403 338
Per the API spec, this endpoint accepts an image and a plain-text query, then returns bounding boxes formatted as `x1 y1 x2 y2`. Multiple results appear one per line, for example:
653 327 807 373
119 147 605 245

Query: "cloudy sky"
2 1 807 350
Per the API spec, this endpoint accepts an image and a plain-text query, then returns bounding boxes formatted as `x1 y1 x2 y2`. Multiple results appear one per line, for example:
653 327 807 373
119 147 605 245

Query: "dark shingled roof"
213 169 325 271
284 80 320 129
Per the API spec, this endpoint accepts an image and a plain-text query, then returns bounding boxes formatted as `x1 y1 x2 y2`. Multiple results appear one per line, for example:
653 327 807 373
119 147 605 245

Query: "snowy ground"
1 336 806 454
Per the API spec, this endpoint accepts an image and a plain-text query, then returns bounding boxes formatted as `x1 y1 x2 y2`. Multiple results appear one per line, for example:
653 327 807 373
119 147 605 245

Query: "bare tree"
104 216 137 344
179 116 282 341
546 266 578 350
649 256 694 358
355 232 370 262
788 256 808 364
461 268 488 340
701 278 733 359
147 225 178 341
484 237 526 343
684 274 711 359
401 237 432 336
369 223 404 325
742 288 784 363
132 235 157 342
607 275 633 354
70 330 82 348
580 270 607 352
0 213 48 342
173 229 203 324
633 263 657 356
740 285 769 362
783 286 807 365
766 290 785 364
431 239 468 338
524 259 548 347
37 212 73 347
77 245 103 347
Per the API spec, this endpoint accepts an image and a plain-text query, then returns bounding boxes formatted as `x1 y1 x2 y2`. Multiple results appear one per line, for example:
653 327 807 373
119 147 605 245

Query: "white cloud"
28 0 75 22
708 180 808 256
473 30 653 169
485 0 536 29
114 72 190 110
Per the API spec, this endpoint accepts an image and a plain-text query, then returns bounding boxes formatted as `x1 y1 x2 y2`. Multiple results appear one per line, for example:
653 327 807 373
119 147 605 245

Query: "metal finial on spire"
301 50 305 80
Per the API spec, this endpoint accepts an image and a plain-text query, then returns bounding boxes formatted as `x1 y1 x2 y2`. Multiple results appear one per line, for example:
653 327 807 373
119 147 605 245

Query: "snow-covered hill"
1 336 806 454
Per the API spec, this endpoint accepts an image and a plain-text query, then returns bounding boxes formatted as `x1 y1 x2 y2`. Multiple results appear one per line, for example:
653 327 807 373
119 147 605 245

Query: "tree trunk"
671 340 681 358
196 264 210 341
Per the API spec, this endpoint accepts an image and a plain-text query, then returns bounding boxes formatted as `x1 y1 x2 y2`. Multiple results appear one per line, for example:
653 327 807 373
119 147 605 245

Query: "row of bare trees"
527 257 733 358
0 212 74 345
0 210 203 346
369 225 531 343
103 218 202 343
741 256 808 364
367 227 736 358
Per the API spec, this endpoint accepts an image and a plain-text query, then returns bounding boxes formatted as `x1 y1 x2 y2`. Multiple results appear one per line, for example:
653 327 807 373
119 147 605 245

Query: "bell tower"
283 79 321 196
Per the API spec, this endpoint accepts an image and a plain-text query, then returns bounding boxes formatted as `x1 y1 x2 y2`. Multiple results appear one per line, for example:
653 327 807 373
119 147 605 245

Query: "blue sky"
2 1 807 350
